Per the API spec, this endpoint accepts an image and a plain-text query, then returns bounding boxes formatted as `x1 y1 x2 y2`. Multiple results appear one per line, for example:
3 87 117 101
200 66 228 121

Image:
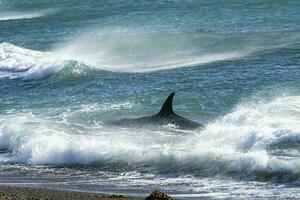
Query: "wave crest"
0 10 55 21
0 43 79 80
0 43 58 80
0 41 244 80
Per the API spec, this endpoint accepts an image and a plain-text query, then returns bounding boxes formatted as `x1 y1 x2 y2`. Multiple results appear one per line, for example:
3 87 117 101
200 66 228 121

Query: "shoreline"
0 185 143 200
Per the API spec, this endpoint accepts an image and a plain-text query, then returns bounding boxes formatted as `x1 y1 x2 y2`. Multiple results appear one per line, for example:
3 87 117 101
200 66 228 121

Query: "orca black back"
109 92 202 130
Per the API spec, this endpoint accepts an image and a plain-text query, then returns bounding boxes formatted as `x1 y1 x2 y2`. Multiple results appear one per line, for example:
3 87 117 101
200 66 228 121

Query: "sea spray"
54 29 247 72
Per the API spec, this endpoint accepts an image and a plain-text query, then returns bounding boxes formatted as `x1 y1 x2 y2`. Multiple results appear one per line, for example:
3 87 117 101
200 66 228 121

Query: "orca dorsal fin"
158 92 175 117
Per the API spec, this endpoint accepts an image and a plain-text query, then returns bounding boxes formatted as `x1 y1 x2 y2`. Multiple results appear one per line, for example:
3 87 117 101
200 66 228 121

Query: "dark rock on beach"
145 190 173 200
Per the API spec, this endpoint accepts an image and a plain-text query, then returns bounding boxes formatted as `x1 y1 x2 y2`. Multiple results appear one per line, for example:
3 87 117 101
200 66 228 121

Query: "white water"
0 10 54 21
0 95 299 179
0 43 61 80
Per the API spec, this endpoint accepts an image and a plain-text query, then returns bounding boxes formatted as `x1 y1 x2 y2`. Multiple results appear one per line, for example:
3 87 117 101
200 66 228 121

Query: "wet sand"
0 185 143 200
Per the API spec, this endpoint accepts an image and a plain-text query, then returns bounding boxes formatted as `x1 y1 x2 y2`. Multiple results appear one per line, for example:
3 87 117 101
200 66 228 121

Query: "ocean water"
0 0 300 199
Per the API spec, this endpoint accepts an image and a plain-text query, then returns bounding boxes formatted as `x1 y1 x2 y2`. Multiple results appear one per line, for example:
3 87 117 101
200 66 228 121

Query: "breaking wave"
0 42 62 80
0 35 245 80
0 95 299 182
1 27 298 80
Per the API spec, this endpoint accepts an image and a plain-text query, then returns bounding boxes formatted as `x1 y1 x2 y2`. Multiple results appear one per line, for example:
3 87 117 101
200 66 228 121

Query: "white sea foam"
0 43 62 80
0 10 54 21
0 95 299 177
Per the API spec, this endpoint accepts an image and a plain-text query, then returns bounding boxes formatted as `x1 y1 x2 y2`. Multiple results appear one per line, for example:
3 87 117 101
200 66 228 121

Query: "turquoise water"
0 0 300 199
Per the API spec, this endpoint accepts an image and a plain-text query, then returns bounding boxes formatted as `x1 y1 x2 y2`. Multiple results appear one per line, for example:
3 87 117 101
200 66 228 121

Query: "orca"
109 92 202 130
